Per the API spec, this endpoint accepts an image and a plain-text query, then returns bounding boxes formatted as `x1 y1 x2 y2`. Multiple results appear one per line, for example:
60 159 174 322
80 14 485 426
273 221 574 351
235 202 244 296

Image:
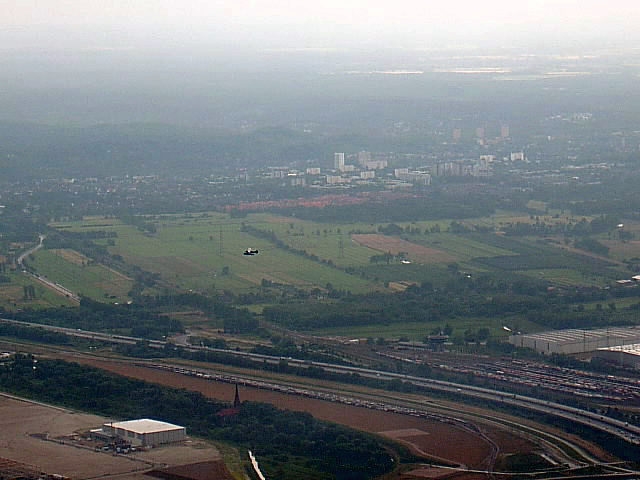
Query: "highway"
1 316 639 448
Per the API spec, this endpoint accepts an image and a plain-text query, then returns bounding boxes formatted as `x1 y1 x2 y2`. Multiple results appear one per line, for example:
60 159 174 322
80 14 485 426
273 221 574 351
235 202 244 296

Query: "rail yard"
2 317 640 450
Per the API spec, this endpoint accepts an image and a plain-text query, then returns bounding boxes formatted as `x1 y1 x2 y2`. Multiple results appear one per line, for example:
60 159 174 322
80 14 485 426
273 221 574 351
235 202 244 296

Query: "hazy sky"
2 1 640 49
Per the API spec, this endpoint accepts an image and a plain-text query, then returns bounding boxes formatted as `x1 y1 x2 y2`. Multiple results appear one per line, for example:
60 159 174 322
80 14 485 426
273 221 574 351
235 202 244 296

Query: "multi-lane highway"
1 316 639 448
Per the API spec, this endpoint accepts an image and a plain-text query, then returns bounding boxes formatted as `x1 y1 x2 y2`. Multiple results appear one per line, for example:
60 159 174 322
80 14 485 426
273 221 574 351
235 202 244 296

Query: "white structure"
289 175 306 186
334 152 345 170
102 419 186 447
365 160 388 170
395 170 431 185
394 168 409 178
326 175 346 185
306 167 321 175
510 152 525 162
357 151 372 165
360 170 375 179
509 326 640 355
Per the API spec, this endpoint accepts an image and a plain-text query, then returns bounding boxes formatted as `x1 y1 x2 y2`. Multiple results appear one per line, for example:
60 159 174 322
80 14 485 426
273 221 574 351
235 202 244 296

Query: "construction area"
509 326 640 355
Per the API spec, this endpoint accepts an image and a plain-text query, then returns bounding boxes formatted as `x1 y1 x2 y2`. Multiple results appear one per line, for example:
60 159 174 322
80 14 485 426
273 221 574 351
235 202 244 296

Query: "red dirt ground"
146 460 234 480
67 358 500 468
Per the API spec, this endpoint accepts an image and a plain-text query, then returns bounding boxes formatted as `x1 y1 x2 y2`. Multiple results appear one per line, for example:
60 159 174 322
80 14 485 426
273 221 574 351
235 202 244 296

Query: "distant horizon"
2 1 640 52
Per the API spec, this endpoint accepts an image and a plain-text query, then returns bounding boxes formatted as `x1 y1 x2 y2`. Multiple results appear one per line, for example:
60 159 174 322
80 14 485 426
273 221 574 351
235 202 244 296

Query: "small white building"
102 419 186 447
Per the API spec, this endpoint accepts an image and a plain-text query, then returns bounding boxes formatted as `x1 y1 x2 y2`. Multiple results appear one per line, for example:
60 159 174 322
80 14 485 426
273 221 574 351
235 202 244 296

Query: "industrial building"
594 344 640 369
101 419 186 447
509 326 640 355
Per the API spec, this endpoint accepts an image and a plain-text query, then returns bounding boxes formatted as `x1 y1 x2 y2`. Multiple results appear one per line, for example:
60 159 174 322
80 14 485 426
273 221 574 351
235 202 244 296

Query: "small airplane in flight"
243 248 259 256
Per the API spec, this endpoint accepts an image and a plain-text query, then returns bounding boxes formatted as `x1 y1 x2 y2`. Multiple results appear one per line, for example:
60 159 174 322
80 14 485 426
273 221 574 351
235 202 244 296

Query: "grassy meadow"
0 271 75 310
29 249 133 302
47 212 635 300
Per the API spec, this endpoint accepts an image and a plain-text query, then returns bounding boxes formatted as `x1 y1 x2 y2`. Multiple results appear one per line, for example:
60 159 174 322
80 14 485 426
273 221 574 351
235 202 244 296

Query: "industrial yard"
0 394 224 480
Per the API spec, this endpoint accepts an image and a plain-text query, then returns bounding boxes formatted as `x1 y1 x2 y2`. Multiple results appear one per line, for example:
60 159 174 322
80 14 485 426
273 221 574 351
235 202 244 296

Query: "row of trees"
4 297 184 339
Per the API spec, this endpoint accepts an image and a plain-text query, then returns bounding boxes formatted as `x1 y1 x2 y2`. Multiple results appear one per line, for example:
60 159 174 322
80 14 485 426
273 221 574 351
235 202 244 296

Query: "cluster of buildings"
452 124 510 145
270 149 513 189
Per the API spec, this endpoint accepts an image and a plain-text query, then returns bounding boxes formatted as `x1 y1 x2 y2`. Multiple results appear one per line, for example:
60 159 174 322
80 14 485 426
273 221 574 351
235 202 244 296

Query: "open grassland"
407 232 516 261
49 213 628 293
472 209 592 230
468 234 626 280
518 268 613 288
54 214 376 293
29 249 133 301
307 317 541 340
604 239 640 262
0 272 74 310
599 222 640 263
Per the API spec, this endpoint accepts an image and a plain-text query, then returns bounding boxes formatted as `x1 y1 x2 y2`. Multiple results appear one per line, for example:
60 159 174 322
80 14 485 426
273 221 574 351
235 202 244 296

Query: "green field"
48 213 632 297
518 268 612 288
29 249 133 302
409 232 516 261
0 271 75 310
308 317 542 341
54 214 377 294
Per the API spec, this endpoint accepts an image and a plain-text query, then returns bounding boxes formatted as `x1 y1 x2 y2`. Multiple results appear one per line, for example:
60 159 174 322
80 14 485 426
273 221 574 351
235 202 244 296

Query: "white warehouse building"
509 326 640 355
102 419 186 447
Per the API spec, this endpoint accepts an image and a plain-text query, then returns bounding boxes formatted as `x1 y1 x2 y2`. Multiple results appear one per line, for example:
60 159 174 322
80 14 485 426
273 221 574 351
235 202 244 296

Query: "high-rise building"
501 125 510 138
357 151 372 165
334 152 345 170
475 127 485 139
452 128 462 141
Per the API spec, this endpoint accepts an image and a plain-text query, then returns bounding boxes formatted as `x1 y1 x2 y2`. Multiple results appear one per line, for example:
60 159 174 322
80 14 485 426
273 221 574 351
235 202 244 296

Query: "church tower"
233 384 241 409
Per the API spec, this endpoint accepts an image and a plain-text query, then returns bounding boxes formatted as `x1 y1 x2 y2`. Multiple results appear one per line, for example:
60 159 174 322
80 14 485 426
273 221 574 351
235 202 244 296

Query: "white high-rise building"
334 152 345 170
510 152 525 162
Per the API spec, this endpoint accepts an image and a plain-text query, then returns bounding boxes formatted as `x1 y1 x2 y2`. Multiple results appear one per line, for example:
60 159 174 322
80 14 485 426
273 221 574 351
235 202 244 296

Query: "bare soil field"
0 394 221 480
147 460 234 480
351 234 455 264
401 466 459 479
72 359 499 468
381 428 491 468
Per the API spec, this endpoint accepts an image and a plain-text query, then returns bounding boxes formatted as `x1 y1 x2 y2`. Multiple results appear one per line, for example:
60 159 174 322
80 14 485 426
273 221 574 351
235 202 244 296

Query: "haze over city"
2 2 640 480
